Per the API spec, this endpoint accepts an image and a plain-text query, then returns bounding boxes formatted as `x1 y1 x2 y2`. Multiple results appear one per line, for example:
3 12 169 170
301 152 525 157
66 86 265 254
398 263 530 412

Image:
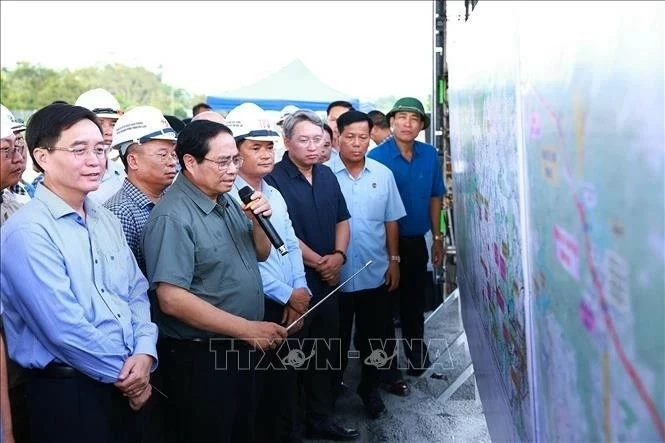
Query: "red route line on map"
531 88 665 441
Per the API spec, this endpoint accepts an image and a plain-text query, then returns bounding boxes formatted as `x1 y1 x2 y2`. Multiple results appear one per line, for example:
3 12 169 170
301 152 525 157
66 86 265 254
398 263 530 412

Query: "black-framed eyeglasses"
40 145 110 158
202 156 244 171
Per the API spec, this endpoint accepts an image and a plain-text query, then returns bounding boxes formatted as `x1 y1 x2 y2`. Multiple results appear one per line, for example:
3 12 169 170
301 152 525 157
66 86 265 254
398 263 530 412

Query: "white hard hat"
75 88 122 119
225 108 280 143
0 104 26 133
0 114 14 139
277 105 299 126
231 102 263 115
111 106 177 155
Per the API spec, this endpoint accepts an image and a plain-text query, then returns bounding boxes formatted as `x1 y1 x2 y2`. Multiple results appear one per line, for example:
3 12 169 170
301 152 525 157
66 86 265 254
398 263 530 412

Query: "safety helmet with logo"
225 107 280 145
0 104 26 133
111 106 177 155
1 113 15 140
75 88 123 119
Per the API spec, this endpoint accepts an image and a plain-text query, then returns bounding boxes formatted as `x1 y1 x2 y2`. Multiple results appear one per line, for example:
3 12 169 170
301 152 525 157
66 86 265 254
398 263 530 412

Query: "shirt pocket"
99 245 130 299
362 190 388 221
194 240 236 294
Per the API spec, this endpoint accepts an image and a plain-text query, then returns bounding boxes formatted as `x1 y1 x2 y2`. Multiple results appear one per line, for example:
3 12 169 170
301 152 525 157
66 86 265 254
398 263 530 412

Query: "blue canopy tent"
205 59 359 112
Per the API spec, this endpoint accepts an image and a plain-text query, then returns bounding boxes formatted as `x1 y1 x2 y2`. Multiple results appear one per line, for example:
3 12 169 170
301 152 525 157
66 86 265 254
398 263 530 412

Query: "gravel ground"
307 294 491 442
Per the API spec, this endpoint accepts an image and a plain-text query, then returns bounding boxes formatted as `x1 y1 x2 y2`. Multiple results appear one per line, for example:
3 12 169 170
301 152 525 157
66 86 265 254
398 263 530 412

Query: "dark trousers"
255 298 302 443
8 376 30 443
25 370 140 443
338 285 396 395
397 236 431 369
159 337 257 443
135 369 170 443
301 287 340 425
6 353 30 443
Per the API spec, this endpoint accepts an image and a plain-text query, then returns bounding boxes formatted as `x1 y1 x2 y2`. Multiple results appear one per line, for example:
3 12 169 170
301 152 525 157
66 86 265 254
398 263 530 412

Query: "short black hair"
192 102 212 116
323 123 333 141
176 120 233 173
326 100 354 116
26 104 101 173
367 110 390 130
336 110 373 136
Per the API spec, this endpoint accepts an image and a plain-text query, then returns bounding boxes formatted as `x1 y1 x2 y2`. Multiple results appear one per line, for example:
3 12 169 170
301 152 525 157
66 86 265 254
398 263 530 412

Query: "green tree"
1 62 201 119
0 62 82 109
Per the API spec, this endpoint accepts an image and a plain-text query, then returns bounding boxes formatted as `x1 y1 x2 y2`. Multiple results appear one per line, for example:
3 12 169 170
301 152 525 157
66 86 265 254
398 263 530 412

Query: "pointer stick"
286 260 373 331
151 383 168 399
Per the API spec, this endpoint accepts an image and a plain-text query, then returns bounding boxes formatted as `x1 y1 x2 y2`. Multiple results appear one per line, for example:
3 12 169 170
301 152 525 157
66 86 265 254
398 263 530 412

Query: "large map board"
448 2 664 441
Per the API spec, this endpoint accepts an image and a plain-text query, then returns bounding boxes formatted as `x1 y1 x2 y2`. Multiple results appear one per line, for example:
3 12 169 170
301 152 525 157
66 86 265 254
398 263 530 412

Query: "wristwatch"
433 233 444 242
390 255 401 263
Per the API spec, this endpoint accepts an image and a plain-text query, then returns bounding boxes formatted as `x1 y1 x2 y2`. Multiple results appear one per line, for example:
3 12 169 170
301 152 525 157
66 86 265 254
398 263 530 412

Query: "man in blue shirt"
266 110 359 441
0 114 18 443
368 97 445 376
227 107 310 442
0 103 158 443
329 110 407 419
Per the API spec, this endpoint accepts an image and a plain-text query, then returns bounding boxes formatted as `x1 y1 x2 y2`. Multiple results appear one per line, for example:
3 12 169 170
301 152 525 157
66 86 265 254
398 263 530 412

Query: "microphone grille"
238 186 254 204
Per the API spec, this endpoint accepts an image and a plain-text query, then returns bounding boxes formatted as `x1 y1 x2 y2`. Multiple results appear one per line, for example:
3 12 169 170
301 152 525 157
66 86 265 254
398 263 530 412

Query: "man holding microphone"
142 119 287 442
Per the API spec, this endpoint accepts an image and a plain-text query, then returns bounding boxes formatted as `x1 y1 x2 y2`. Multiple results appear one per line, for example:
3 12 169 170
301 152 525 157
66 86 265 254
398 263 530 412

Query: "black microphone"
238 185 288 256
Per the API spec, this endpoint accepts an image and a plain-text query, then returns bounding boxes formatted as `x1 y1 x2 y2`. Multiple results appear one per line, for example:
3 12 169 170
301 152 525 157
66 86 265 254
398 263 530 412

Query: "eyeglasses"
0 145 26 160
202 156 244 171
144 151 178 164
294 136 323 147
42 145 110 158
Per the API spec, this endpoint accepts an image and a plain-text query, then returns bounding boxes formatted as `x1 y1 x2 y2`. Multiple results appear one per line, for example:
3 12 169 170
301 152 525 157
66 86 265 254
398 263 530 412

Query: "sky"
0 1 437 102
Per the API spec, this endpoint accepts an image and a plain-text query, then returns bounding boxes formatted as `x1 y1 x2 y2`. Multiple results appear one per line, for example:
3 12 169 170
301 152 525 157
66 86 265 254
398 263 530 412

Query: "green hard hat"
386 97 430 130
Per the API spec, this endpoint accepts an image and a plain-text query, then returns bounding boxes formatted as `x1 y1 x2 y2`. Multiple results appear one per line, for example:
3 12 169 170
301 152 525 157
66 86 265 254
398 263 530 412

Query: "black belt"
31 363 84 379
162 336 209 343
161 336 251 350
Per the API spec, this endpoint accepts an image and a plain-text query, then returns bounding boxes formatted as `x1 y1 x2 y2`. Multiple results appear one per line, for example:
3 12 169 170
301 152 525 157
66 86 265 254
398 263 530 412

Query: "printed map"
449 2 664 441
520 3 664 441
448 5 532 441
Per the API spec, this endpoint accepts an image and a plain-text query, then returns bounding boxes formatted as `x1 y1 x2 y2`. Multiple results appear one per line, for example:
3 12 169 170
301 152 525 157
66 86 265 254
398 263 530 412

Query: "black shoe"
407 367 446 379
306 420 360 441
359 389 387 419
381 379 410 397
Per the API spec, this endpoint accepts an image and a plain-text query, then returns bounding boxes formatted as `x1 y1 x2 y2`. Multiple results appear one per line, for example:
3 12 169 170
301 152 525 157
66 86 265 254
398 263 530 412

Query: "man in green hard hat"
367 97 445 377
